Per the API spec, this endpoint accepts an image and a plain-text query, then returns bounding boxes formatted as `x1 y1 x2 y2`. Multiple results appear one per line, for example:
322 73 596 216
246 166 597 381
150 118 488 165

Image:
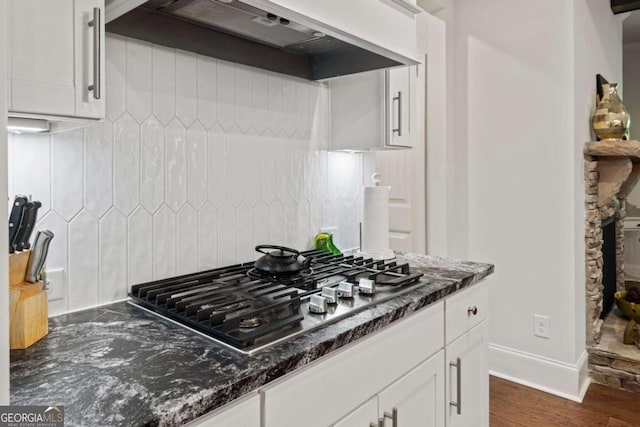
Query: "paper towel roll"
361 185 393 258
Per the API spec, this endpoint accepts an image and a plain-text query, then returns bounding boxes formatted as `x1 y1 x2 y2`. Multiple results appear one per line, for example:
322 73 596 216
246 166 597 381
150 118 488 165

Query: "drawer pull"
467 306 478 316
383 408 398 427
449 357 462 415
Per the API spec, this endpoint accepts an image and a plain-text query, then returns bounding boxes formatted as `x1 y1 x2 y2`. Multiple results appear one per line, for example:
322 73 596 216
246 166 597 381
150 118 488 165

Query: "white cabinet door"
387 66 415 148
445 321 489 427
184 394 260 427
9 0 105 119
329 66 416 150
332 396 378 427
74 0 106 119
378 350 445 427
10 0 76 117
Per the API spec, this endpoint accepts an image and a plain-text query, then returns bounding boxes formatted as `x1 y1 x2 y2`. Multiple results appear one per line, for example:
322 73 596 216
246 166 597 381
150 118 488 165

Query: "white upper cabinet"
246 0 420 64
9 0 105 120
330 66 417 150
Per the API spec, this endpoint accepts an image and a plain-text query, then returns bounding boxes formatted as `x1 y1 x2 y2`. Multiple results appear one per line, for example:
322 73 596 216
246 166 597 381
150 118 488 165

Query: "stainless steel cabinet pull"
450 357 462 415
392 91 402 136
383 408 398 427
468 306 478 316
88 7 101 99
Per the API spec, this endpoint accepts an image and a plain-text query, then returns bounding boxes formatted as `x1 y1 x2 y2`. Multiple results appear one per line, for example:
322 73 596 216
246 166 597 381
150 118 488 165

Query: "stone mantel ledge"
584 140 640 207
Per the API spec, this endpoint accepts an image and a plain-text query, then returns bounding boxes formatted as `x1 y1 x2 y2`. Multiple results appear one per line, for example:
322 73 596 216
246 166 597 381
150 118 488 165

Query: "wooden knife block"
9 251 48 349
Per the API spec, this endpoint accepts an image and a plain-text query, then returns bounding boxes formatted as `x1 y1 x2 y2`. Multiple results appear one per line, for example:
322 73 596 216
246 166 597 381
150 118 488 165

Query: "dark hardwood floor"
490 376 640 426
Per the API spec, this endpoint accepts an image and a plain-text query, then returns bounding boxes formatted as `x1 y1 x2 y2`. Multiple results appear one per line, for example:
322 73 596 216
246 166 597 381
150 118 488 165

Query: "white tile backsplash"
9 34 364 314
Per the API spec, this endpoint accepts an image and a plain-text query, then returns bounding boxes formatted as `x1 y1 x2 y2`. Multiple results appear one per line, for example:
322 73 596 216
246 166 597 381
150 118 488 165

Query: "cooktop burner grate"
129 250 427 353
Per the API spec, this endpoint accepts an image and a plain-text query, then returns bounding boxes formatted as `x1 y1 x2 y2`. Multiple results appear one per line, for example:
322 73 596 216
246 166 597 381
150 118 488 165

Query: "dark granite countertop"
10 253 493 427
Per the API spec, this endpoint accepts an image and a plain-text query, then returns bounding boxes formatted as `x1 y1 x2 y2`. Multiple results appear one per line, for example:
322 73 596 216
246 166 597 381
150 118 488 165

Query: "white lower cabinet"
377 350 445 427
184 393 260 427
262 302 444 427
332 350 445 427
445 321 489 427
333 396 378 427
187 282 490 427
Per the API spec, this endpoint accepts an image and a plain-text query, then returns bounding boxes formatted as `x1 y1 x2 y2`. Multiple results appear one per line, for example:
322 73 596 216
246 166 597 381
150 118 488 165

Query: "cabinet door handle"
383 407 398 427
468 306 478 316
450 357 462 415
88 7 101 99
392 91 402 136
370 417 384 427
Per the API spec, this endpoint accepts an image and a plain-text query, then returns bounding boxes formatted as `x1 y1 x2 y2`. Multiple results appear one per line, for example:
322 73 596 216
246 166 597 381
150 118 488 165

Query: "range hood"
106 0 419 80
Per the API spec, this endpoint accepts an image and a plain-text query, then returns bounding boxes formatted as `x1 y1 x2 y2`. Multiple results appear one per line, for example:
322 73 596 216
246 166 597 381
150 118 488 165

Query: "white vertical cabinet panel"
378 350 445 427
446 321 489 427
185 394 260 427
75 0 106 119
330 70 385 151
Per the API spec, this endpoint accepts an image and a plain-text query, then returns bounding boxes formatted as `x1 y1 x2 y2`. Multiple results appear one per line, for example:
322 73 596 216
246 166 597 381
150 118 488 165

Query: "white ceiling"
624 10 640 44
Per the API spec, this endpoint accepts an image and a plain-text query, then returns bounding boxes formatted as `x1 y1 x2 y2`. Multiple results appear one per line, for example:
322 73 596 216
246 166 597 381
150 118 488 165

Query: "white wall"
450 0 623 400
0 0 9 405
8 35 365 316
623 42 640 211
573 0 623 387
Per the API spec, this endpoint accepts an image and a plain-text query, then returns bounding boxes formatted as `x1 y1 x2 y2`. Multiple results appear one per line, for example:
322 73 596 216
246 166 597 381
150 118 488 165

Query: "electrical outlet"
534 314 550 339
45 268 66 301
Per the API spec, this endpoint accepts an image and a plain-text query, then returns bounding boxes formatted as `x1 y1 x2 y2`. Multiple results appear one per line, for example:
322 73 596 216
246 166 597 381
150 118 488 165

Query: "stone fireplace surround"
585 140 640 393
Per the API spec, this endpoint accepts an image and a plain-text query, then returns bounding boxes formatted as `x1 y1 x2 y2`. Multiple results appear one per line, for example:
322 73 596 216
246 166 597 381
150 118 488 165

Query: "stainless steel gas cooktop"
129 246 429 355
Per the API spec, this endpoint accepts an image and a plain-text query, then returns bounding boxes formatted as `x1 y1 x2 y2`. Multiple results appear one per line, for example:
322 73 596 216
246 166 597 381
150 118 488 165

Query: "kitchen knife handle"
26 231 53 283
13 202 33 252
35 232 53 281
16 201 41 251
8 195 28 253
26 232 44 283
88 7 101 99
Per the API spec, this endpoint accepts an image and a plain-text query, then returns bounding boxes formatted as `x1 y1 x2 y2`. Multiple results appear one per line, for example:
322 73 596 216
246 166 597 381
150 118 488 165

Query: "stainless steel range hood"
106 0 417 80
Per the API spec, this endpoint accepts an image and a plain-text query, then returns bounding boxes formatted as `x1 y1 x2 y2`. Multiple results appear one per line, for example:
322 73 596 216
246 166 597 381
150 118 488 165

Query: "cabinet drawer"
262 302 444 427
445 282 488 345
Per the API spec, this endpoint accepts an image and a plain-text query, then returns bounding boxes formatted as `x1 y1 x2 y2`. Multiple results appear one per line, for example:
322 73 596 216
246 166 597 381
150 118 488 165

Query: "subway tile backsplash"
8 35 364 316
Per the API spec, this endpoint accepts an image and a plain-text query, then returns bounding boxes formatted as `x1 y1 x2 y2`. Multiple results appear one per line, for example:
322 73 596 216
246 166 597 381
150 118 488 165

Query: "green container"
314 232 341 254
614 291 640 322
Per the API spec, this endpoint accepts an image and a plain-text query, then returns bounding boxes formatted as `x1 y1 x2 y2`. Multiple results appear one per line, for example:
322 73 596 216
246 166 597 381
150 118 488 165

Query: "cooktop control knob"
321 286 338 304
309 294 328 314
358 278 376 295
338 281 354 298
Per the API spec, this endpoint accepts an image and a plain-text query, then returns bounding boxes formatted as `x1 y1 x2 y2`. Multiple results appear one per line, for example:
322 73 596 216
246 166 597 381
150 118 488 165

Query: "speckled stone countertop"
10 253 493 427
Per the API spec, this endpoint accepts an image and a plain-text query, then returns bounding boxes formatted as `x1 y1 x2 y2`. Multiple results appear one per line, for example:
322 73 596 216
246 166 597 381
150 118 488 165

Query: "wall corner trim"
489 344 590 403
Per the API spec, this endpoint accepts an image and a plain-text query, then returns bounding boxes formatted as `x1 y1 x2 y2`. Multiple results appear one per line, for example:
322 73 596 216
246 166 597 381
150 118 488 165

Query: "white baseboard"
489 344 591 402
